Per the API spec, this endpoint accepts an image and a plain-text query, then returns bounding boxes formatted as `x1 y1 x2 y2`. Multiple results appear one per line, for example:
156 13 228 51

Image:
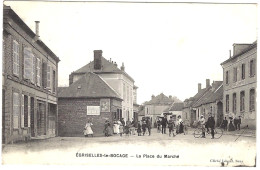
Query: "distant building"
2 6 60 144
221 41 257 129
143 93 179 124
69 50 137 121
192 81 223 126
57 72 122 136
164 102 184 125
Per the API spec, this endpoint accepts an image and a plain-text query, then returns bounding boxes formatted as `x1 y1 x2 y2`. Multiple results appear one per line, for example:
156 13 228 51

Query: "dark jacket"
161 117 168 126
207 116 215 128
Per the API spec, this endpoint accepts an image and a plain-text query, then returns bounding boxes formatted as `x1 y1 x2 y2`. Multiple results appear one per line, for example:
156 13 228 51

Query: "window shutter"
24 48 32 80
37 58 41 86
21 95 24 128
47 64 51 88
252 59 255 76
42 62 47 88
31 54 36 83
13 92 19 129
28 96 31 127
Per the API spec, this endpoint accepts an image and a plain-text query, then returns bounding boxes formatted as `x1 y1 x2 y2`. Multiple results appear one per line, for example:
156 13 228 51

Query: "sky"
3 0 258 104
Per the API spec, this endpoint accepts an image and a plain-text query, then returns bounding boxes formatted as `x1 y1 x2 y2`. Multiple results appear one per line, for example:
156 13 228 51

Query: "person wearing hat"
199 115 206 138
237 116 242 130
207 113 215 139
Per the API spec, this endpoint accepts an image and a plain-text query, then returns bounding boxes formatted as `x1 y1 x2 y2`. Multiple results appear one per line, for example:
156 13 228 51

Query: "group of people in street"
156 115 185 137
220 116 242 132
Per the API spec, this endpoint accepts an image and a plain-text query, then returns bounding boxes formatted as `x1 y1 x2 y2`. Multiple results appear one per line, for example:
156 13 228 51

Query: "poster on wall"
86 106 100 115
100 99 110 112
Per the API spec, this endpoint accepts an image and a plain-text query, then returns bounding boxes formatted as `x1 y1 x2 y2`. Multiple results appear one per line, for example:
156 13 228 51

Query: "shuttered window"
36 58 41 86
233 67 237 82
47 64 51 89
225 71 229 84
232 93 236 113
53 70 56 93
21 95 24 128
250 89 255 111
250 59 255 77
42 62 47 88
240 91 245 112
241 64 245 80
13 92 20 129
226 95 229 113
24 48 36 83
13 40 19 76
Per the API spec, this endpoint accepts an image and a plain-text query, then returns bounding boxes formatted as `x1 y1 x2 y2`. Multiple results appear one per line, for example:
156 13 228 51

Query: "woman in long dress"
177 115 184 134
113 120 120 134
84 120 93 137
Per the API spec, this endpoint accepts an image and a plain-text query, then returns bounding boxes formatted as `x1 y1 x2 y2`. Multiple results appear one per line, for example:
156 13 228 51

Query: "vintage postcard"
1 0 258 167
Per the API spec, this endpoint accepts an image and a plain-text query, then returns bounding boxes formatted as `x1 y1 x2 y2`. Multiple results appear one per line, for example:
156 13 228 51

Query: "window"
24 48 36 83
250 59 255 77
127 86 129 103
250 89 255 111
226 71 229 84
232 93 236 113
233 67 237 82
36 58 41 86
21 95 24 128
13 92 20 129
226 95 229 113
47 64 51 89
123 83 126 101
53 70 56 92
240 91 245 112
241 64 245 80
13 40 19 76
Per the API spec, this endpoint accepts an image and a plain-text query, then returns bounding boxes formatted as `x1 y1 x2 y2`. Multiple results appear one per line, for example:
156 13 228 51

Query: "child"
168 116 175 137
119 122 124 137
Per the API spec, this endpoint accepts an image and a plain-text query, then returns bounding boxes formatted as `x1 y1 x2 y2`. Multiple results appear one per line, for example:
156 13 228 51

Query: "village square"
1 2 257 167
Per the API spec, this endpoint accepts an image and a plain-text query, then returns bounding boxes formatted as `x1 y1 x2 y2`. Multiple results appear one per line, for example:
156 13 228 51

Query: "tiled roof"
58 72 122 99
145 93 174 105
193 81 223 108
221 41 257 65
183 87 210 108
169 102 184 111
73 56 134 82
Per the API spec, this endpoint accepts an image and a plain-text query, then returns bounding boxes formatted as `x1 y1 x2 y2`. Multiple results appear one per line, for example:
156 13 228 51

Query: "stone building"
2 6 60 144
192 81 223 126
68 50 137 121
182 79 211 125
221 41 257 129
143 93 179 124
57 72 122 137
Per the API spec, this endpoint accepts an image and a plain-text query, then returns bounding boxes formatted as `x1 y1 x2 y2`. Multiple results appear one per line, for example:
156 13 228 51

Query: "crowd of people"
82 113 242 138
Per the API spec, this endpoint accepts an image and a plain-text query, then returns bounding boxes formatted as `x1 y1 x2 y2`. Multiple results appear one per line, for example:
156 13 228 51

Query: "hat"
200 115 204 118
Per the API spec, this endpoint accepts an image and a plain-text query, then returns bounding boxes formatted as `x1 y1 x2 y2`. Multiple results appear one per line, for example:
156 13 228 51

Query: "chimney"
233 43 251 56
206 79 210 88
151 95 155 100
94 50 102 70
114 62 117 67
121 62 125 71
198 83 201 92
35 21 40 38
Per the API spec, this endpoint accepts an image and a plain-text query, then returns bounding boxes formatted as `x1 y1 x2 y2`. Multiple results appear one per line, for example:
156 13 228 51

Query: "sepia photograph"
0 0 258 167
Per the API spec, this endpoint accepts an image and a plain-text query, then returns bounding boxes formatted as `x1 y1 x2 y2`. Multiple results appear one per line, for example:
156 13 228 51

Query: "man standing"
207 113 216 139
237 116 242 130
222 117 228 131
199 115 206 138
146 117 152 136
161 115 168 134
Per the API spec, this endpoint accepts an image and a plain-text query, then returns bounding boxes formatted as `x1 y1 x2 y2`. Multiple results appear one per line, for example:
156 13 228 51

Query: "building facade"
69 50 137 121
221 42 257 129
2 6 60 144
143 93 177 124
58 73 122 137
